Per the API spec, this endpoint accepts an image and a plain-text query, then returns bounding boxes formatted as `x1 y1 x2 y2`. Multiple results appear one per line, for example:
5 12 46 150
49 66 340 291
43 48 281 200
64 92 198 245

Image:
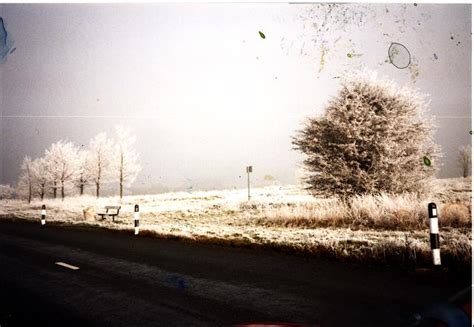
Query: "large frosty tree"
293 72 440 199
44 141 79 200
114 126 142 199
87 133 114 198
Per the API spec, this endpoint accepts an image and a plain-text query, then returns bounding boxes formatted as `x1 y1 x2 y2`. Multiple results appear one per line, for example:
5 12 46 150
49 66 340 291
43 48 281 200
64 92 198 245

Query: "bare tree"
45 149 59 199
457 145 471 178
114 126 142 199
31 157 50 200
0 184 14 199
44 141 79 200
292 71 440 199
75 149 90 196
88 133 114 198
17 156 34 203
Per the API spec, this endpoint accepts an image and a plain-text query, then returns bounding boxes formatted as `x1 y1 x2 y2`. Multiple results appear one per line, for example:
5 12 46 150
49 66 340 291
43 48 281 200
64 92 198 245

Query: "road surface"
0 219 469 326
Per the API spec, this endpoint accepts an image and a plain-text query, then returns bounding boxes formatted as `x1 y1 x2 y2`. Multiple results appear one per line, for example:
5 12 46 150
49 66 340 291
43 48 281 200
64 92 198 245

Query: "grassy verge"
0 178 471 269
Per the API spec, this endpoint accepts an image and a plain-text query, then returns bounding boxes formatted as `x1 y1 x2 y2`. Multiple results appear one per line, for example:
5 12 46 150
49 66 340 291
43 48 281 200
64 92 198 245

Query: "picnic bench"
97 206 121 222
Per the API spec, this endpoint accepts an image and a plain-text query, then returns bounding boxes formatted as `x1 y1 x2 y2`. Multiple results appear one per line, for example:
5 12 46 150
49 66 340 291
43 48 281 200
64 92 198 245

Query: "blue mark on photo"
166 275 187 291
0 17 15 62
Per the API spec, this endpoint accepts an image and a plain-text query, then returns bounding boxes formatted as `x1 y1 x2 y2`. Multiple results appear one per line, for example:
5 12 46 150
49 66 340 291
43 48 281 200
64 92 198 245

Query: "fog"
0 3 471 193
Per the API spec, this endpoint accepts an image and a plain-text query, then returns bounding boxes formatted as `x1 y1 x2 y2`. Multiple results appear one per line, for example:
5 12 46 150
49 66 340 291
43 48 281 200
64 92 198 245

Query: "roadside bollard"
134 204 139 235
428 203 441 266
41 204 46 225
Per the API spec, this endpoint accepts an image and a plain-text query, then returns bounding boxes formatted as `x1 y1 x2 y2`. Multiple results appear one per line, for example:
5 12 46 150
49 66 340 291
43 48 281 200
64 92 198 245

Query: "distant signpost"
246 166 253 201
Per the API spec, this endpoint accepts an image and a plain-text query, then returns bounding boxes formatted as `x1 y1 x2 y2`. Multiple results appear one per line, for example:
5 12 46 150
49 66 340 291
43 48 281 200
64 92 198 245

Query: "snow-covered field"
1 178 471 267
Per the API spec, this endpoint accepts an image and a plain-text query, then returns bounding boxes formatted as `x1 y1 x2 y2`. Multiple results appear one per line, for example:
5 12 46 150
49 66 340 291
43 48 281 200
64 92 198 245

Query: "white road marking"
55 262 80 270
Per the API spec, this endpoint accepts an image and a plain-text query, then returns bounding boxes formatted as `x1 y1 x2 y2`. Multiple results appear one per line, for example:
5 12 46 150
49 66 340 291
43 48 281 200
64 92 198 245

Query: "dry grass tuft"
254 192 470 231
440 203 471 228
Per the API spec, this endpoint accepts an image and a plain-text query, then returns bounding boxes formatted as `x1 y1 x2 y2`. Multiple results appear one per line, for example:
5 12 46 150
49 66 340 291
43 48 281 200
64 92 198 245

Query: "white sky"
0 3 471 192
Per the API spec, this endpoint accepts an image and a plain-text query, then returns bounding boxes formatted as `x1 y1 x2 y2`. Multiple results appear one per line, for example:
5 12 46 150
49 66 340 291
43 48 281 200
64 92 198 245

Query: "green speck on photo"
423 156 431 167
258 31 266 39
347 53 352 58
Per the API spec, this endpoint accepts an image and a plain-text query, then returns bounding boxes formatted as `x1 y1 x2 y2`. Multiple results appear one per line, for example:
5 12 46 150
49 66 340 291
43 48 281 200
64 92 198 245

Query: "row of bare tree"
17 126 141 202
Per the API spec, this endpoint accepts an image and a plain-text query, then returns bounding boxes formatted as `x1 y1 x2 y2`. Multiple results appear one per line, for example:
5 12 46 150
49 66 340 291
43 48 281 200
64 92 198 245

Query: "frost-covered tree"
293 71 440 199
31 157 50 200
44 141 79 200
44 152 59 199
87 133 114 198
114 126 142 199
457 145 471 178
75 149 90 196
17 156 34 203
0 184 15 199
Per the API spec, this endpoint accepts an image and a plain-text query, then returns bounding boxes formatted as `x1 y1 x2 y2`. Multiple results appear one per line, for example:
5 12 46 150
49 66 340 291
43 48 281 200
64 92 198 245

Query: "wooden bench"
97 206 121 222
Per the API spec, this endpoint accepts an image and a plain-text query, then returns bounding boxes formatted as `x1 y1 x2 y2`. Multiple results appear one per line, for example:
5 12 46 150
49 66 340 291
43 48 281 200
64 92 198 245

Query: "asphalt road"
0 219 470 327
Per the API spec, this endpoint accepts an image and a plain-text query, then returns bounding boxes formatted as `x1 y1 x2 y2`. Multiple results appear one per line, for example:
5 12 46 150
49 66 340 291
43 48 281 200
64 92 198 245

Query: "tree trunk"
26 164 32 203
80 183 84 196
61 182 65 201
28 183 32 204
120 153 124 199
53 182 57 199
97 160 101 198
40 187 44 201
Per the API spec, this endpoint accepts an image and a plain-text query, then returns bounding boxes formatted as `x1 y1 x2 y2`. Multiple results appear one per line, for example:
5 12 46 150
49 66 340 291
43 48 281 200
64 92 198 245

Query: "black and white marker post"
246 166 253 201
41 204 46 225
134 204 140 235
428 202 441 266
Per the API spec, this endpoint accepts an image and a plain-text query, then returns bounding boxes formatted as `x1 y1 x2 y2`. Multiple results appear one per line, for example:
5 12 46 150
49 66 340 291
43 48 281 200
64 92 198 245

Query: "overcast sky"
0 3 471 192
